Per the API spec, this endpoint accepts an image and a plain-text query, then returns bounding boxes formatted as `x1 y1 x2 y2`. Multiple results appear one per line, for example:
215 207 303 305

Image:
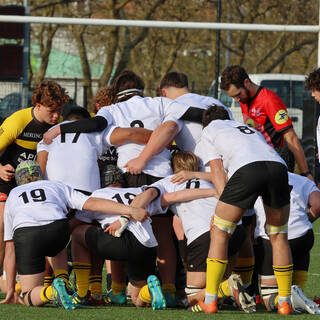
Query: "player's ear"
243 78 251 89
161 88 167 97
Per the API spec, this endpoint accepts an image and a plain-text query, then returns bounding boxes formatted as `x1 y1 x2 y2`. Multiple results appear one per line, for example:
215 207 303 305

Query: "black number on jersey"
61 132 81 143
130 120 144 128
112 192 137 205
236 125 255 134
186 179 200 189
19 188 47 204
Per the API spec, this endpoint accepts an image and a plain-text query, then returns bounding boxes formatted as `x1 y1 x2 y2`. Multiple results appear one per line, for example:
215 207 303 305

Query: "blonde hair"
172 151 199 173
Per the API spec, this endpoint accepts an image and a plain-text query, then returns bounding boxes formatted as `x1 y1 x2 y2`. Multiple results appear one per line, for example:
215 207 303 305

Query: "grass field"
1 220 320 319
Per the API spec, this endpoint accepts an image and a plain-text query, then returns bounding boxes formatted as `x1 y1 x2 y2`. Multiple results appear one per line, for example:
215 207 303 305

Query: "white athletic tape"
114 216 129 237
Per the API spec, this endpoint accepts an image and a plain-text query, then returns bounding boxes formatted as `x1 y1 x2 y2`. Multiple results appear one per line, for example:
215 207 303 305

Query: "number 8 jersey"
195 119 286 178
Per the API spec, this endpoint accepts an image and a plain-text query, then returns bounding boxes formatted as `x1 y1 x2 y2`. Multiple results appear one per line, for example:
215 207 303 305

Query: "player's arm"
171 170 212 184
282 128 312 180
36 151 48 175
129 187 160 209
0 240 17 304
43 116 109 144
161 188 217 207
209 159 228 196
307 190 320 222
110 127 153 146
124 121 179 174
82 197 149 222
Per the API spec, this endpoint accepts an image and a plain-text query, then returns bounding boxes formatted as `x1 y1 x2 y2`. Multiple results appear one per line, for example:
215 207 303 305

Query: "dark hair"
32 81 69 108
100 164 126 188
64 107 91 121
111 70 144 103
202 104 230 128
220 65 250 91
305 68 320 91
159 72 189 89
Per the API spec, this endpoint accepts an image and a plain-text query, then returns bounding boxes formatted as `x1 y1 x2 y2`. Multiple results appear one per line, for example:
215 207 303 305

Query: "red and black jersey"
240 87 293 148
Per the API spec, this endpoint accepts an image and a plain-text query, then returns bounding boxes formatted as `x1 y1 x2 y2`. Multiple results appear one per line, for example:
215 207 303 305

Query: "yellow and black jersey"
0 107 52 168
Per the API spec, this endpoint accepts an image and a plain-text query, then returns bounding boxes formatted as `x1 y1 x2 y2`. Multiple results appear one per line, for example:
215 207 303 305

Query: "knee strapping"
265 223 288 236
185 285 203 297
213 215 237 235
21 290 34 306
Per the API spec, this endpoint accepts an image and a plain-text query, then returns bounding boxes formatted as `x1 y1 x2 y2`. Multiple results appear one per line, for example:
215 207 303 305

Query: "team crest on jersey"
245 118 255 128
275 109 289 124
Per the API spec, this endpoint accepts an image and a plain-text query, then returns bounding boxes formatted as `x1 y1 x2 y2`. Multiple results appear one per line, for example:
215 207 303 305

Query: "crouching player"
254 172 320 314
2 160 148 309
71 165 215 309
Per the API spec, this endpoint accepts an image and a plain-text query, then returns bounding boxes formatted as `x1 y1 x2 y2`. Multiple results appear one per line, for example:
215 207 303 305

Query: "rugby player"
220 65 312 180
192 104 292 315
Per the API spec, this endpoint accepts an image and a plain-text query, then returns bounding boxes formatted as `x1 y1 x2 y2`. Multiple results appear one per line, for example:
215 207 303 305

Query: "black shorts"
0 179 16 201
125 172 173 218
187 225 245 272
220 161 290 209
85 226 157 281
13 219 70 275
256 229 314 276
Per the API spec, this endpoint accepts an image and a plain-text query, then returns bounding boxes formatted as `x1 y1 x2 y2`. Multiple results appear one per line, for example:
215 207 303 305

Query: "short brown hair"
159 72 189 89
112 70 144 103
93 86 113 110
305 68 320 91
172 151 199 173
32 81 69 108
220 65 249 91
202 104 230 128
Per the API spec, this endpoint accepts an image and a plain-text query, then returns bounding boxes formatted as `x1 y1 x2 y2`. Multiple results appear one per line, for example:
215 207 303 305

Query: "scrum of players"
0 66 320 315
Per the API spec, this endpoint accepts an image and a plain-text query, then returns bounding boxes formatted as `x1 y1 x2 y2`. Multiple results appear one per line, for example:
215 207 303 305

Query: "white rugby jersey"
254 172 316 240
4 180 88 241
97 95 189 177
37 121 116 192
174 93 233 153
75 186 164 248
195 120 285 178
151 175 217 245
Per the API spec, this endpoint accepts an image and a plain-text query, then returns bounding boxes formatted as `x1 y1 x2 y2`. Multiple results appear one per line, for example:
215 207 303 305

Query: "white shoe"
291 285 320 314
227 274 256 313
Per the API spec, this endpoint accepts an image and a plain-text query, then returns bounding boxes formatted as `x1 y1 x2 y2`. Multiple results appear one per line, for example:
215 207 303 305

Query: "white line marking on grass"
310 273 320 276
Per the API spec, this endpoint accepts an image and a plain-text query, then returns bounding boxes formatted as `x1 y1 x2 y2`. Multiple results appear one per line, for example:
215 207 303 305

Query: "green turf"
1 220 320 319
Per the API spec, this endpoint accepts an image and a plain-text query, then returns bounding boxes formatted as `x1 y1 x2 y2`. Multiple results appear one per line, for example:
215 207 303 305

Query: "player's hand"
129 207 150 222
43 125 61 144
171 170 195 184
0 164 15 182
0 290 19 304
124 157 147 175
105 220 122 237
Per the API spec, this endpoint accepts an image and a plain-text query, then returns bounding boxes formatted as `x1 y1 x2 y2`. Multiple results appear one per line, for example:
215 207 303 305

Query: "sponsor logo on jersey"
245 118 255 128
275 109 289 125
22 132 43 139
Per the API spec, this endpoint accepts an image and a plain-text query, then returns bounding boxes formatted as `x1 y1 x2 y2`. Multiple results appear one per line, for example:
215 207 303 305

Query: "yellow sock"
111 281 126 295
292 270 307 290
40 286 53 303
73 262 92 297
89 274 102 296
162 283 176 295
218 279 230 298
44 276 54 287
138 284 152 304
273 264 293 297
275 295 279 307
206 258 228 296
54 269 69 287
233 257 255 286
15 282 21 295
